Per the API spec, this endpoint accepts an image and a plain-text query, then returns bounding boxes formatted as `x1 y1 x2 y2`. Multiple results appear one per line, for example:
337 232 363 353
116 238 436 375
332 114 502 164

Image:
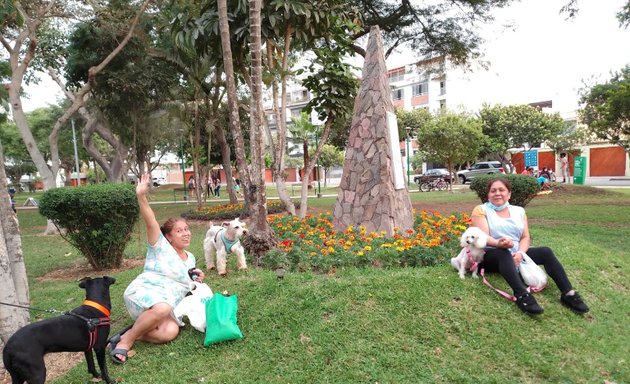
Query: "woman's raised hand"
136 174 151 196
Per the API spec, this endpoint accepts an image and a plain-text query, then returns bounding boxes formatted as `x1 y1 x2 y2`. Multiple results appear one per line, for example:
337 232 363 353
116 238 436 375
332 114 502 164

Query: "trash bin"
573 156 587 185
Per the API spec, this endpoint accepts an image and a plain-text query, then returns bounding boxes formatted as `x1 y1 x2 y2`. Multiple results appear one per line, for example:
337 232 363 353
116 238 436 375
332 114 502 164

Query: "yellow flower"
357 251 364 256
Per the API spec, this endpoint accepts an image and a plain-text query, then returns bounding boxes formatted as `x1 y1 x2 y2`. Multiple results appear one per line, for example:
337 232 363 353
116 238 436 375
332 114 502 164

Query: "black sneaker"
561 291 590 313
516 292 544 315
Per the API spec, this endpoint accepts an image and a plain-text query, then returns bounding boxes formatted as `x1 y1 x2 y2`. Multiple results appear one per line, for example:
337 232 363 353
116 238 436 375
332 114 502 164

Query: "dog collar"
83 300 111 317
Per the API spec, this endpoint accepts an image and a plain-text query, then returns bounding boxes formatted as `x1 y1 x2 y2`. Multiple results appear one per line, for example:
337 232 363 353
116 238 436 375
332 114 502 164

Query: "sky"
386 0 630 116
21 0 630 115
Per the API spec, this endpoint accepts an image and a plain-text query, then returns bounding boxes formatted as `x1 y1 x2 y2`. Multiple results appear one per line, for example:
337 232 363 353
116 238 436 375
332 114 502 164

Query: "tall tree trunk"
216 127 238 203
209 73 238 204
0 143 30 363
82 116 128 181
298 118 334 217
218 0 251 215
246 0 278 262
267 34 296 216
190 97 205 208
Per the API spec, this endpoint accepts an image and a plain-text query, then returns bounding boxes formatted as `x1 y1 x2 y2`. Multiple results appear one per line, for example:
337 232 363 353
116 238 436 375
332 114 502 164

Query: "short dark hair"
485 177 512 196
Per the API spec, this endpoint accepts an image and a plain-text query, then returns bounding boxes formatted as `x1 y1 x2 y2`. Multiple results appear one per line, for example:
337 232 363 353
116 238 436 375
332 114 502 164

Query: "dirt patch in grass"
37 258 145 282
2 352 87 384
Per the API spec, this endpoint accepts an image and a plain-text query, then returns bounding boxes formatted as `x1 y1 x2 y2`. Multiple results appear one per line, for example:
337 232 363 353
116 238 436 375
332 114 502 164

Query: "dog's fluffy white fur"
203 218 248 276
450 226 488 279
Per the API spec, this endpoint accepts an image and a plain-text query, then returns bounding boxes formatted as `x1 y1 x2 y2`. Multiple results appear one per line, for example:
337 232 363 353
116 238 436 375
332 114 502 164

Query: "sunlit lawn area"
11 184 630 383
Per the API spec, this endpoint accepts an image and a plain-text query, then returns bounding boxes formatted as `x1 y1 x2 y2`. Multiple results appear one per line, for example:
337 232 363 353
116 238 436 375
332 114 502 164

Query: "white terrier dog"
203 218 248 276
450 226 488 279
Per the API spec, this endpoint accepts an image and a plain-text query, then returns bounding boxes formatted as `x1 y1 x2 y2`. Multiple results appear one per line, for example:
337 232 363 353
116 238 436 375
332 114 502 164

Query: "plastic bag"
203 294 243 346
173 282 214 332
519 253 547 292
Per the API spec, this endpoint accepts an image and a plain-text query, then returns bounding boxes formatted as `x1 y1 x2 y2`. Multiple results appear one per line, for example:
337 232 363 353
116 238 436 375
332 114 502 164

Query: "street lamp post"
71 119 81 187
405 126 412 187
315 128 321 198
179 132 187 201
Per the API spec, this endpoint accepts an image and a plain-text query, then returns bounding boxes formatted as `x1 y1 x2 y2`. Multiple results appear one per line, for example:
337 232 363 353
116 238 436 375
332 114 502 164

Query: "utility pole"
405 126 412 187
71 119 81 186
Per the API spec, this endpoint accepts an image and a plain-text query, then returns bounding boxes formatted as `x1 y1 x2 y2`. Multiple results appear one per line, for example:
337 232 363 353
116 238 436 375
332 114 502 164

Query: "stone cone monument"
332 26 414 236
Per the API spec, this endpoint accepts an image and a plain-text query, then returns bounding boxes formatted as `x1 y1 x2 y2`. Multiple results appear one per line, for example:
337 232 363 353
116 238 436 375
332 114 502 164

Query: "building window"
391 88 403 100
440 81 446 95
389 69 405 83
439 100 446 109
412 82 428 96
291 89 308 103
290 108 301 118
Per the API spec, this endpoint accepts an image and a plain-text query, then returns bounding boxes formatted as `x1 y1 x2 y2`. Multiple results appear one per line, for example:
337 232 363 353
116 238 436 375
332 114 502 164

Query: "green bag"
203 294 243 346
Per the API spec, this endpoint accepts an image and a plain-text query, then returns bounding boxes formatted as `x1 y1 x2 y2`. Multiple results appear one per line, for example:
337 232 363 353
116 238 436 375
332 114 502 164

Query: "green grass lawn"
11 185 630 383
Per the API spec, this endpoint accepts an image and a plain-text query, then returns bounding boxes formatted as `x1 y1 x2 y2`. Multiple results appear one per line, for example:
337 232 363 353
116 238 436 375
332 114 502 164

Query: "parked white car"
152 177 167 186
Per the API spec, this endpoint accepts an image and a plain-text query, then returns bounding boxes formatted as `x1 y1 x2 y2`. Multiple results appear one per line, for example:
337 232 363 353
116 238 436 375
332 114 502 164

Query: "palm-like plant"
287 112 318 180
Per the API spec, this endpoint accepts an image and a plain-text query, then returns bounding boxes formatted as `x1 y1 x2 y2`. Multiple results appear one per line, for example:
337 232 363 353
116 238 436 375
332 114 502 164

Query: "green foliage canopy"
416 110 483 180
479 104 565 169
396 108 432 139
579 65 630 153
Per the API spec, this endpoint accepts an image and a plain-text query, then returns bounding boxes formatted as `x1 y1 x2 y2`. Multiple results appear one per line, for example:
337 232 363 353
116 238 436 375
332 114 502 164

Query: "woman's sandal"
108 324 134 364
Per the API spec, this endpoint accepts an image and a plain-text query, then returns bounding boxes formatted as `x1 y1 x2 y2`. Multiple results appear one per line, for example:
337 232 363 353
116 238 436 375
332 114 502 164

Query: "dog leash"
0 301 65 314
480 268 518 302
0 300 110 351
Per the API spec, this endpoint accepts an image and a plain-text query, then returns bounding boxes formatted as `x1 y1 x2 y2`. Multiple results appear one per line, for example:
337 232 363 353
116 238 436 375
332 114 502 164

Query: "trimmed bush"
39 183 139 269
469 174 540 207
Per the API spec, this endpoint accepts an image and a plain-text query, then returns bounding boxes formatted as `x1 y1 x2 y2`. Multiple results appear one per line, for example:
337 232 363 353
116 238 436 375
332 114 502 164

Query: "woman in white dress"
109 173 205 364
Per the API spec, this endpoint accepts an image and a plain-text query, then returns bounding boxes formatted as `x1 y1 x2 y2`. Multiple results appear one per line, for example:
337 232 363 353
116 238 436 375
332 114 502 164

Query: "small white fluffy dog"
203 218 248 276
450 226 488 279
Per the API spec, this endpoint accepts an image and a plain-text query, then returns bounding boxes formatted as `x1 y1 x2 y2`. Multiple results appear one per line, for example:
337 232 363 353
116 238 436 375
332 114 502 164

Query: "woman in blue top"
109 173 205 364
471 177 589 315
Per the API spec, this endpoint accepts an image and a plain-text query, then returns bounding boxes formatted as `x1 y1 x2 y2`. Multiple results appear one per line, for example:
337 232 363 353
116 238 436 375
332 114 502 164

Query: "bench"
289 183 315 196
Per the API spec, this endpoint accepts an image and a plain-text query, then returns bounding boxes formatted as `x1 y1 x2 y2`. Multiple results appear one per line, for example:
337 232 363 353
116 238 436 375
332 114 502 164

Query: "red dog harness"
66 300 111 351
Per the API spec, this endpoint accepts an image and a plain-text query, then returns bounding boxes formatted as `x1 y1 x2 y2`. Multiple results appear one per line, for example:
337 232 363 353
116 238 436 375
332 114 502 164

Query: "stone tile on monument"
352 207 364 222
364 204 377 220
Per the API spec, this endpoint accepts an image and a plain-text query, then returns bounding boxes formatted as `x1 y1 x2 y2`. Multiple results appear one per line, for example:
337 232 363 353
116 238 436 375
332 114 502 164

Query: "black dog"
2 276 116 384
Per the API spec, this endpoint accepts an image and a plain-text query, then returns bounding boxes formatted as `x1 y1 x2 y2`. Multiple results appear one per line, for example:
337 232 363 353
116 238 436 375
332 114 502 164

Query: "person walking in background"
560 153 569 183
213 177 221 197
233 177 241 197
